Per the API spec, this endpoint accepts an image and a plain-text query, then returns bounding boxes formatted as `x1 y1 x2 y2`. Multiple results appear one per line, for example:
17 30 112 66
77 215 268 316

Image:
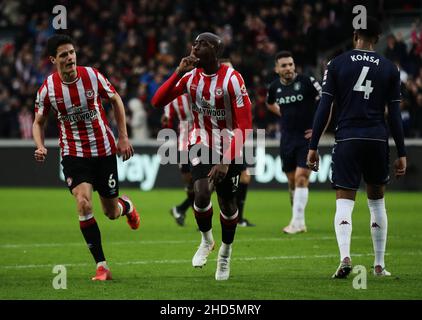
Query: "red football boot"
91 266 112 281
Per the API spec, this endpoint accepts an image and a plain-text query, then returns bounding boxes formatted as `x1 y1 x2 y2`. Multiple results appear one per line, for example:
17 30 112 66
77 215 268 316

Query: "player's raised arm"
109 92 134 162
151 56 198 108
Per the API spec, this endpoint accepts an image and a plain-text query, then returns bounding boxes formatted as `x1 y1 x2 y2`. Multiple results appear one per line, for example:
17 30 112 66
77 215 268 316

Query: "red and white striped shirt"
35 66 117 158
152 64 252 160
164 93 193 151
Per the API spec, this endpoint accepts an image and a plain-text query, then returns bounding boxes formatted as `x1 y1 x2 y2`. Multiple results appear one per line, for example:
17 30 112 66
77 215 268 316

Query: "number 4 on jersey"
353 66 374 99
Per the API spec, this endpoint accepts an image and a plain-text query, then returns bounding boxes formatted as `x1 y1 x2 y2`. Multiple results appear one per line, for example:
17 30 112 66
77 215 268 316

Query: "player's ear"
49 56 56 65
353 31 358 43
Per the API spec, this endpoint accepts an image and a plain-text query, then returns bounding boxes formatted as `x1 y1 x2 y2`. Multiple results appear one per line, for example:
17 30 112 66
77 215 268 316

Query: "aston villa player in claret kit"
152 32 252 281
267 51 322 234
32 34 140 281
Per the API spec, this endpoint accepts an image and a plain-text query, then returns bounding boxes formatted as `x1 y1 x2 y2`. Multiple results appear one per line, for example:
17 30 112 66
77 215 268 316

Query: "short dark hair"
275 51 293 62
355 16 381 41
47 34 74 57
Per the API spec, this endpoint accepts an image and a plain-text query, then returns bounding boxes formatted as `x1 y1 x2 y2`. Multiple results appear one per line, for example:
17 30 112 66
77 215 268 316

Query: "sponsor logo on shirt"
59 107 98 123
191 98 226 120
276 94 304 105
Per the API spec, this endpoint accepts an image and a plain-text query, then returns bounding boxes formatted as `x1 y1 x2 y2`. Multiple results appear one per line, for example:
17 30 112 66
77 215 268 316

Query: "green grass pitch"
0 187 421 300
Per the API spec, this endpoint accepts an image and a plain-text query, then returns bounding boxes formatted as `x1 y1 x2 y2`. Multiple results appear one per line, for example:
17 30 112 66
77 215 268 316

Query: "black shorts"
331 140 390 190
179 163 191 174
188 146 241 200
61 155 119 198
280 135 309 173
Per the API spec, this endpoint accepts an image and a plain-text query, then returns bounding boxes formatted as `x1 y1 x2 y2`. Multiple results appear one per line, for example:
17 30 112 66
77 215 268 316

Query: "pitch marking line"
1 235 411 249
2 251 422 270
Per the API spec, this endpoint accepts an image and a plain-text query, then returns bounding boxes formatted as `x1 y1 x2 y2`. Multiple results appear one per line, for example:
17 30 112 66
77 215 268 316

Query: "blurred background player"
236 166 255 227
162 93 194 226
267 51 321 234
152 32 252 280
32 34 140 281
308 17 407 278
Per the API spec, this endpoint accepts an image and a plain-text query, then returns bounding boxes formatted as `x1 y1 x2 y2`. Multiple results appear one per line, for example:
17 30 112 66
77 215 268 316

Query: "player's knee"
295 175 309 187
76 196 92 215
220 201 237 216
194 192 211 208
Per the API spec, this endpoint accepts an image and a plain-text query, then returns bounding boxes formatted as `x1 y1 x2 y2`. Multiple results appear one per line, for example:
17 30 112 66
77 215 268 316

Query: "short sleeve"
35 82 51 116
96 70 117 99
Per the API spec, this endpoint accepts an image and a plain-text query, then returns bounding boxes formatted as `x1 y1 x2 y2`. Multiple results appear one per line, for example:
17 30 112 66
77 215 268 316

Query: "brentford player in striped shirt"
162 94 195 226
152 32 252 281
32 35 140 281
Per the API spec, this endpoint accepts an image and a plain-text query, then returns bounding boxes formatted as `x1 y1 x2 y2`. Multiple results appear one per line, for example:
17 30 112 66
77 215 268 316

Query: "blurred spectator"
128 97 149 141
17 106 33 139
413 93 422 137
0 0 421 140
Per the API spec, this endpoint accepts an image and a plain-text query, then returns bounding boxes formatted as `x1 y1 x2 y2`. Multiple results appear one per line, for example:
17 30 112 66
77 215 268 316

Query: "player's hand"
394 156 407 178
176 56 199 75
34 146 47 162
304 129 312 140
117 135 134 162
306 149 319 172
208 164 229 185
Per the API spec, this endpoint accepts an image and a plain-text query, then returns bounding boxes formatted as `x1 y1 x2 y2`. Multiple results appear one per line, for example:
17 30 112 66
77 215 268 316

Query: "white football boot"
192 241 215 268
282 224 307 234
215 245 232 281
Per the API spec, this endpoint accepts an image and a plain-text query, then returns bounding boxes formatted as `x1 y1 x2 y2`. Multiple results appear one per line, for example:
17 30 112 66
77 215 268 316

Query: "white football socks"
368 198 388 268
291 187 308 227
201 229 214 245
96 261 109 270
219 242 232 257
334 199 355 261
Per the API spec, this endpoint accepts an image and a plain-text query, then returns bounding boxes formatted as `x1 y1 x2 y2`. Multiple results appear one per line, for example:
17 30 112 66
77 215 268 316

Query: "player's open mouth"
66 62 75 68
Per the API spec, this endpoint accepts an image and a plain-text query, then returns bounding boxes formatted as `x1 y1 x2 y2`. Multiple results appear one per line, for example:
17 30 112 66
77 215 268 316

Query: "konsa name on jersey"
350 54 380 65
59 108 98 123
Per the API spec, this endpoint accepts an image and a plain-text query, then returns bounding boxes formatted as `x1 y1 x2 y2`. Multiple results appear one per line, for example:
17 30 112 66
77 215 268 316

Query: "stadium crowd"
0 0 421 140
